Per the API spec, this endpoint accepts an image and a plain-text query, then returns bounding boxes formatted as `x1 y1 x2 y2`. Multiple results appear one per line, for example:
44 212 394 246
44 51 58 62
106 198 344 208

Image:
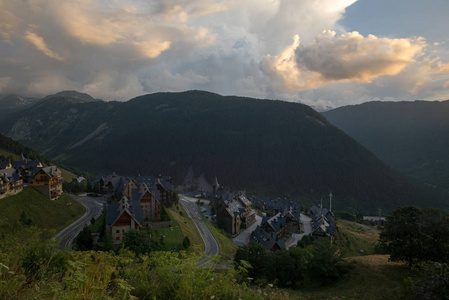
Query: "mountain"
0 91 102 121
0 94 39 119
323 100 449 191
0 91 444 213
41 90 102 103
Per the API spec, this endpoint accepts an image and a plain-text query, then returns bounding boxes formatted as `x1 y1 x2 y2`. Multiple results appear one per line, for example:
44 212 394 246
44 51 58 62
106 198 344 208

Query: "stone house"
215 190 256 235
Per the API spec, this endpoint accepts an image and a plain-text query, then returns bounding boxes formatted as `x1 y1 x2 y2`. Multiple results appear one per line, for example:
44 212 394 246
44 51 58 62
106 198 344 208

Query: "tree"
182 236 190 249
380 206 449 267
234 242 269 280
267 250 296 287
19 211 32 226
160 205 170 221
75 226 94 251
123 229 161 255
171 192 179 207
307 239 346 283
86 180 93 193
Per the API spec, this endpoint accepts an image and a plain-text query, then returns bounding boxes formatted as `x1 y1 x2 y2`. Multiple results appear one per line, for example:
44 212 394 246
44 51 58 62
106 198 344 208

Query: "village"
0 155 337 252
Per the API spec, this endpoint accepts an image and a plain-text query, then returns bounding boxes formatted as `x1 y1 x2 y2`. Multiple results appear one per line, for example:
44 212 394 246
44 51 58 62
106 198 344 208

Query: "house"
72 176 86 184
363 216 385 222
98 174 173 207
154 176 173 207
309 206 336 238
252 197 301 236
215 189 256 235
261 213 287 237
131 183 161 221
0 161 12 170
0 168 23 199
250 225 285 251
98 173 131 194
106 196 143 245
29 166 63 200
11 153 43 182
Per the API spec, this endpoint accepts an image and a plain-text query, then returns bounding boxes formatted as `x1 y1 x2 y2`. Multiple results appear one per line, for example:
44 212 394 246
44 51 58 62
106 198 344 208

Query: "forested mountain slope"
0 91 444 213
323 100 449 191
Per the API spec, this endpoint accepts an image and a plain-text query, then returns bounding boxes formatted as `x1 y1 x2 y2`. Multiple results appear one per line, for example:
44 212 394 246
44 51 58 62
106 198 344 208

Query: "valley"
1 90 448 299
1 90 444 215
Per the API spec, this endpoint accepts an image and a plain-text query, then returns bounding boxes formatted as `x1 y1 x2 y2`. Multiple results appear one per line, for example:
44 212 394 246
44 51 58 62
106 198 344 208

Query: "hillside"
0 91 444 213
0 133 77 181
323 100 449 192
0 186 85 238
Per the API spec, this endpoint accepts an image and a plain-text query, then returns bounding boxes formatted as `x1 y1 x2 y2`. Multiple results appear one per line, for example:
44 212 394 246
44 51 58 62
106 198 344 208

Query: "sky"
1 0 449 108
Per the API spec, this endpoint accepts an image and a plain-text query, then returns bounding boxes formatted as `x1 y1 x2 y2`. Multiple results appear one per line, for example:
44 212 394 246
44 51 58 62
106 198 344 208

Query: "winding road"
179 195 220 257
55 194 106 249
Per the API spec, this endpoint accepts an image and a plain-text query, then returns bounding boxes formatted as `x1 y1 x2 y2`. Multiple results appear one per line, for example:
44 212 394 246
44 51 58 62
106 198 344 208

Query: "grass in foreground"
335 220 380 257
0 187 85 238
151 210 184 251
295 255 416 300
204 218 238 260
167 205 204 252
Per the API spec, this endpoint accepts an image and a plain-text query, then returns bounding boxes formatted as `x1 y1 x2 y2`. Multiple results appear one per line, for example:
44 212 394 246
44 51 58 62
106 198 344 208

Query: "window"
116 230 120 233
116 237 120 240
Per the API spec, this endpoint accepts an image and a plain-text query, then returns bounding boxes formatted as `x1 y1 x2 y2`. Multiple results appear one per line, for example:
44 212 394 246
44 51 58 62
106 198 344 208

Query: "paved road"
55 194 106 249
180 195 219 257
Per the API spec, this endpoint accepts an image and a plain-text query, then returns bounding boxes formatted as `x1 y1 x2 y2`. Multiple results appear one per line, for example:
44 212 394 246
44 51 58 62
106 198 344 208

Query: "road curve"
180 195 220 257
55 194 106 249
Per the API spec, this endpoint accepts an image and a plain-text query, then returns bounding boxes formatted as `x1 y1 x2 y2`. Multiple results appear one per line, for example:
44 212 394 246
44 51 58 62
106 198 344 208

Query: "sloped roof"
131 186 161 203
262 213 286 232
250 225 285 251
250 225 277 251
0 161 11 169
106 196 144 227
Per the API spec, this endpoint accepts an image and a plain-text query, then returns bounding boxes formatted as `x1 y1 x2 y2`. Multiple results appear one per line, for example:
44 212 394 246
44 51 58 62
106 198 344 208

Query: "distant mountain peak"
42 90 102 103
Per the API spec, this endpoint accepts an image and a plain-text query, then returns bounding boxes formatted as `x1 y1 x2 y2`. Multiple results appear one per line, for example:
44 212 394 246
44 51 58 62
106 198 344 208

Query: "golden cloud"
264 31 426 91
24 30 64 61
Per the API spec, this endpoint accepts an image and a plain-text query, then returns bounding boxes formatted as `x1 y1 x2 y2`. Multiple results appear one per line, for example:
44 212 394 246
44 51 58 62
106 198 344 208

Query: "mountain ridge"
323 99 449 191
0 91 445 213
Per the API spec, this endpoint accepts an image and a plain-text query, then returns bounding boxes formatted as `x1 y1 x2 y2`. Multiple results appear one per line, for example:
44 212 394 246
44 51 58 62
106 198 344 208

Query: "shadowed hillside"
323 100 449 192
0 91 445 213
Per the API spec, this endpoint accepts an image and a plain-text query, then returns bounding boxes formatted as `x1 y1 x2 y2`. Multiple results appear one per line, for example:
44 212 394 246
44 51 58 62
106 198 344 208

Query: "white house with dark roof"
309 206 336 237
106 196 144 245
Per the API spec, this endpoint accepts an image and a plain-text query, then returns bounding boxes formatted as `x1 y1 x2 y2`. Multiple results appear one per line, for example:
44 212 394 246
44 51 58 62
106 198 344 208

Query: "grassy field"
204 219 238 260
150 210 184 251
0 187 85 238
335 220 380 257
166 205 204 253
295 254 416 300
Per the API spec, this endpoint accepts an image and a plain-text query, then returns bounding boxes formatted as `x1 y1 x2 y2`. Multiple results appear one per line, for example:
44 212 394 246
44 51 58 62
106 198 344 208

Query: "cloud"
24 30 64 61
0 77 12 93
1 0 448 106
263 30 425 91
145 70 209 92
82 72 145 101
